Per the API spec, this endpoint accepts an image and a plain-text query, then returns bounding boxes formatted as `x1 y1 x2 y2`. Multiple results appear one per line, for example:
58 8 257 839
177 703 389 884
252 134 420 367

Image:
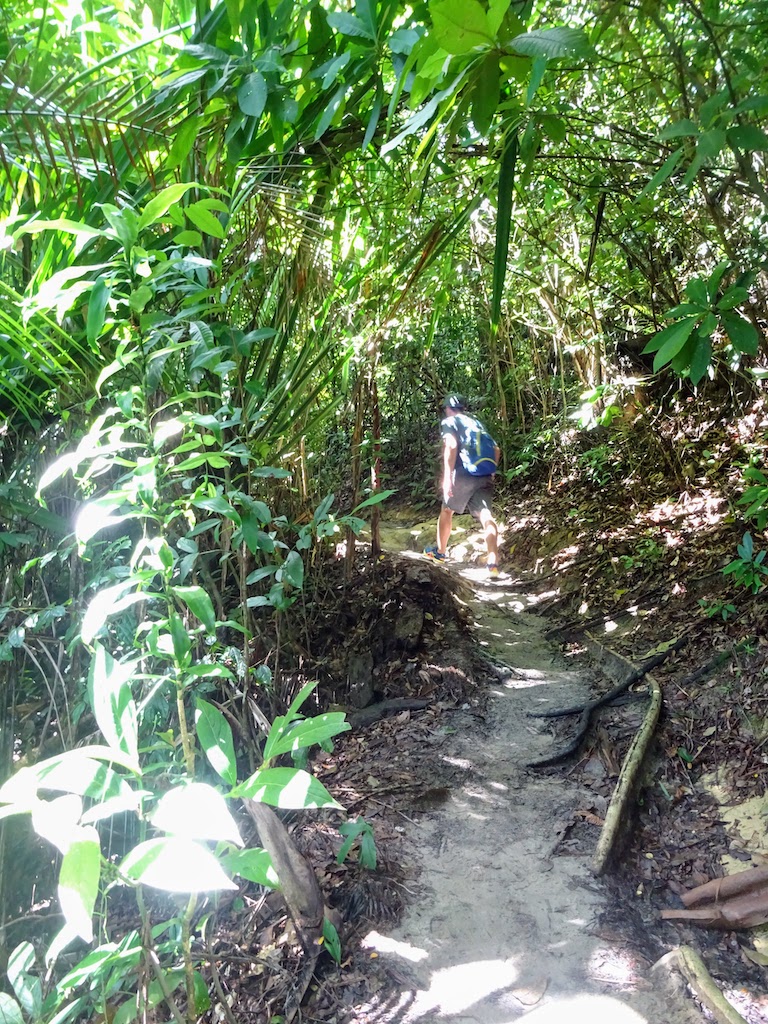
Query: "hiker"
424 395 501 577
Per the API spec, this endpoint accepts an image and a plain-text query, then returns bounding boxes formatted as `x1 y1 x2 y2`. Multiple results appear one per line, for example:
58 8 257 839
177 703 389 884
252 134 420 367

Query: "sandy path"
361 553 701 1024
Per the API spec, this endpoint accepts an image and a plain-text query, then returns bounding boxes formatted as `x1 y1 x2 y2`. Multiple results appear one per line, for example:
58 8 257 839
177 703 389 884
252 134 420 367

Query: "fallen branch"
652 946 748 1024
660 864 768 929
242 800 324 955
681 864 768 906
592 671 661 875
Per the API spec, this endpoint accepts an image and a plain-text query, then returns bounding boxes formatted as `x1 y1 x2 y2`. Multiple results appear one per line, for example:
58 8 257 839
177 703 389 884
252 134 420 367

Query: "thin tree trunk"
369 373 382 559
345 377 365 580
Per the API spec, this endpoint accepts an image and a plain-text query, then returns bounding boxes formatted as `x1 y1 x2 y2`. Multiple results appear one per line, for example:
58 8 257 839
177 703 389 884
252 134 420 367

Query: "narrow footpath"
358 547 702 1024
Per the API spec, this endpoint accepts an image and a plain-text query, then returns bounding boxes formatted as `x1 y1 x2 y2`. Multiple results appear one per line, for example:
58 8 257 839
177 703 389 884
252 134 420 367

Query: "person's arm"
494 445 501 474
442 433 458 503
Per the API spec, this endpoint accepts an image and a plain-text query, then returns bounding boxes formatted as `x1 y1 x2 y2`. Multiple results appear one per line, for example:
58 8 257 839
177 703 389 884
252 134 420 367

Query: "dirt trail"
361 528 702 1024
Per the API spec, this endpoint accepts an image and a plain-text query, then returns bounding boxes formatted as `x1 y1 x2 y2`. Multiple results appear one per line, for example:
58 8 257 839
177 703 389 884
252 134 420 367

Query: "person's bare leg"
436 507 454 553
479 508 498 565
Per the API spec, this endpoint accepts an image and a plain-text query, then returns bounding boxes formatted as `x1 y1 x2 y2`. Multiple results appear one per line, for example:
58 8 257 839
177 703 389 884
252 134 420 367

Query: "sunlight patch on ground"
442 756 473 770
407 957 521 1017
362 931 428 962
517 993 648 1023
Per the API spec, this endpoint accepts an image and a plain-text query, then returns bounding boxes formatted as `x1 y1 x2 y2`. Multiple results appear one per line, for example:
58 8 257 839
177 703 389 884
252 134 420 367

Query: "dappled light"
2 0 768 1019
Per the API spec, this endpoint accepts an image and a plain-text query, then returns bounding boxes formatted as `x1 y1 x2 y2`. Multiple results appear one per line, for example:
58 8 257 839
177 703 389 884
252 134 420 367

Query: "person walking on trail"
424 395 501 577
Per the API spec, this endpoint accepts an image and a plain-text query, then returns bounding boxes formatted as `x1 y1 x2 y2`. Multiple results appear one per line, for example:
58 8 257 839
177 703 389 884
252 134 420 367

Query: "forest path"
361 520 701 1024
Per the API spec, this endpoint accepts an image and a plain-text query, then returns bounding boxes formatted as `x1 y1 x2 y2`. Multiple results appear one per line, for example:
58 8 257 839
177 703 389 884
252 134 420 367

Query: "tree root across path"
525 630 691 768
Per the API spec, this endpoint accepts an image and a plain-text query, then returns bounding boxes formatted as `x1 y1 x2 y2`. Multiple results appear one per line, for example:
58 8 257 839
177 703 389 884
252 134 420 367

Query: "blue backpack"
453 413 498 476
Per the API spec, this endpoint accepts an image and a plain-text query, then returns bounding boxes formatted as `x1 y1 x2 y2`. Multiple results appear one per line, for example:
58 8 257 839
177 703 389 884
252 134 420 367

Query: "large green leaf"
88 644 139 763
172 585 217 633
120 838 237 892
0 994 24 1024
264 713 350 761
7 944 42 1020
232 768 341 809
220 848 279 888
238 72 268 118
281 550 304 589
195 700 238 786
471 54 500 135
727 124 768 152
151 784 242 844
138 183 198 230
430 0 493 54
509 27 591 59
642 317 698 371
327 11 375 40
58 832 101 941
722 312 759 355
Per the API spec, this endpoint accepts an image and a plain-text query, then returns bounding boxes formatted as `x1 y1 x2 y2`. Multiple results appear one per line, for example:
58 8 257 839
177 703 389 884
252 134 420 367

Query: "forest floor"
215 405 768 1024
291 485 768 1024
331 540 703 1024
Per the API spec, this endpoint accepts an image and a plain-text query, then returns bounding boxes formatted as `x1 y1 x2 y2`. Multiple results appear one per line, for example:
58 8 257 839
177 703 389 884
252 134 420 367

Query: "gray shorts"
444 473 495 519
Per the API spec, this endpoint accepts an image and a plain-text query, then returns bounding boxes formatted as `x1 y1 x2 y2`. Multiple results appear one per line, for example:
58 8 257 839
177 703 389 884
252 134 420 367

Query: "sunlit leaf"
263 713 350 760
58 832 101 941
509 27 591 59
327 11 375 40
120 838 237 892
172 585 217 633
138 183 198 230
195 700 237 786
152 783 242 845
430 0 492 54
7 943 42 1020
233 767 341 809
220 847 279 888
88 643 139 761
0 994 24 1024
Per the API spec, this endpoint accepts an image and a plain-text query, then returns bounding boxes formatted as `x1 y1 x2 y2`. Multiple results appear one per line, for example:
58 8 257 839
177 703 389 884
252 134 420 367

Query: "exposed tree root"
591 668 661 875
652 946 748 1024
348 697 430 729
525 631 689 768
676 638 755 689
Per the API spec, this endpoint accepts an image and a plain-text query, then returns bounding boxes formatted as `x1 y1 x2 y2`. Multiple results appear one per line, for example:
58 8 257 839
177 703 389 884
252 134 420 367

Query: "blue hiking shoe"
424 544 447 563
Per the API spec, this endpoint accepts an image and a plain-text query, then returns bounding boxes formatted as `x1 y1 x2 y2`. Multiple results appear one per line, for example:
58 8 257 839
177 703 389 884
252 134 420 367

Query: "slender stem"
182 893 198 1019
175 679 195 776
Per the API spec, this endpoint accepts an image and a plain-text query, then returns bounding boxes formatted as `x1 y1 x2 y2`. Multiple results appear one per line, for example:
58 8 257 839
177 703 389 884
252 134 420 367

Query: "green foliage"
642 263 759 384
722 533 768 594
337 816 377 870
321 917 342 964
578 444 622 485
698 599 736 622
618 537 664 572
738 465 768 530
